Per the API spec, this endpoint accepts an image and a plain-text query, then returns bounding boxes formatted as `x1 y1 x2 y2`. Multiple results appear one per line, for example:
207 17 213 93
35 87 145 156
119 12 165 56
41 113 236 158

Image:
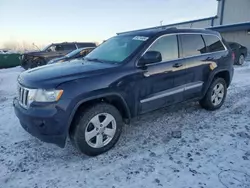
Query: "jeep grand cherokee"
13 27 234 156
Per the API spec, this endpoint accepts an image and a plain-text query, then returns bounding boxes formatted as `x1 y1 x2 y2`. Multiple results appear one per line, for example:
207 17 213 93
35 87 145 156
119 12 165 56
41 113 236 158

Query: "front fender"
66 92 131 132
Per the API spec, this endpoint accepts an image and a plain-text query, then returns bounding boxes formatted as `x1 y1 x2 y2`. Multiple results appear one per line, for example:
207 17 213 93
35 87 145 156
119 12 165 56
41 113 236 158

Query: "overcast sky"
0 0 217 47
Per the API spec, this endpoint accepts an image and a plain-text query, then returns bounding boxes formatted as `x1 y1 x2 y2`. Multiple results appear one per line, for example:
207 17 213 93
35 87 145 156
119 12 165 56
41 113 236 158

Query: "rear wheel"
70 103 123 156
237 54 245 65
199 78 227 111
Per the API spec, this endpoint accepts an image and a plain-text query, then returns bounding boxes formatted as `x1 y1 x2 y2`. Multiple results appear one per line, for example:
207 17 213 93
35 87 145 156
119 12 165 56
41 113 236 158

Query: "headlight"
28 89 63 103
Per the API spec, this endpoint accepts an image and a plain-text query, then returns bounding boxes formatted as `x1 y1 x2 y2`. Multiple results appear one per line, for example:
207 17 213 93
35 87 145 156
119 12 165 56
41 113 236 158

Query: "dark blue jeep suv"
13 27 234 156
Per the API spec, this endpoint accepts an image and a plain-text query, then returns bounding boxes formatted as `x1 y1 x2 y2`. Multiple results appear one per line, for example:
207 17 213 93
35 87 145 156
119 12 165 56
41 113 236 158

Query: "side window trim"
201 35 208 53
179 34 207 58
179 33 227 59
136 33 227 67
177 35 181 59
202 34 227 52
177 34 183 58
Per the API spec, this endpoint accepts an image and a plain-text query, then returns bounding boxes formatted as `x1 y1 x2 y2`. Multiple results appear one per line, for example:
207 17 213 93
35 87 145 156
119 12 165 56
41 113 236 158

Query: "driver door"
138 35 187 114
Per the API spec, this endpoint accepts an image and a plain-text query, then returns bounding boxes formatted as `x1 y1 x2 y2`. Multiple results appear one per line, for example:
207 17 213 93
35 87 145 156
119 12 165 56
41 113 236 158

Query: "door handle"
173 63 183 68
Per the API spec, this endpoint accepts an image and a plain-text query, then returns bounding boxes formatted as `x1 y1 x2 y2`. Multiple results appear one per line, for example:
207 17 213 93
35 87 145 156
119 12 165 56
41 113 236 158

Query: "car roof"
51 42 96 45
118 27 221 38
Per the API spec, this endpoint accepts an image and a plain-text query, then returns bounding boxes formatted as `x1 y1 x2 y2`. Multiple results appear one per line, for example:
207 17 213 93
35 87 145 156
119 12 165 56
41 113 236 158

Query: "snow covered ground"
0 63 250 188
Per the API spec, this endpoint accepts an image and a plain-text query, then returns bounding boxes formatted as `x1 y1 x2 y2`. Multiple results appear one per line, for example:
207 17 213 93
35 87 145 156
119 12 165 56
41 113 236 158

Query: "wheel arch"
203 69 231 96
67 93 131 133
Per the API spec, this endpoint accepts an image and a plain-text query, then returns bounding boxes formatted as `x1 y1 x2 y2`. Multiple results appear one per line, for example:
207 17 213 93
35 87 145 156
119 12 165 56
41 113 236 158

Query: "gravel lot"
0 63 250 188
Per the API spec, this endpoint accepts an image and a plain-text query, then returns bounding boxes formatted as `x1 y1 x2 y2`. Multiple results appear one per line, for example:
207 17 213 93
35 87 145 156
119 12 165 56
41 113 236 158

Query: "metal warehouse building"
121 0 250 57
163 0 250 57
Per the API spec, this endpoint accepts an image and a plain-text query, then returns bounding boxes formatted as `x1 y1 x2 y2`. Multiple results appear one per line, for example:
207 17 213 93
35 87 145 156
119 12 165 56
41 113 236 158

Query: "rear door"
179 34 208 100
138 34 187 114
180 33 226 100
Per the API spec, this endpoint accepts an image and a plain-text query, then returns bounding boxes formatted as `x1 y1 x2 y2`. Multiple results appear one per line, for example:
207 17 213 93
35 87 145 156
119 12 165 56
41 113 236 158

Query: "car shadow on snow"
5 101 203 168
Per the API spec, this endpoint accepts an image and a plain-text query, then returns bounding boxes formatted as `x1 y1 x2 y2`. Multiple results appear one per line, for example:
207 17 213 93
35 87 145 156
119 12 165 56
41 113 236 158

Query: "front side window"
86 35 147 63
147 35 179 62
45 45 56 52
180 34 206 57
46 45 64 52
42 44 52 51
203 35 225 52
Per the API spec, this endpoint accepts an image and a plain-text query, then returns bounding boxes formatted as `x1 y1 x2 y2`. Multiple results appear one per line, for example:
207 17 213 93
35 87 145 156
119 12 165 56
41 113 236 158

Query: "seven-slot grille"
18 85 29 108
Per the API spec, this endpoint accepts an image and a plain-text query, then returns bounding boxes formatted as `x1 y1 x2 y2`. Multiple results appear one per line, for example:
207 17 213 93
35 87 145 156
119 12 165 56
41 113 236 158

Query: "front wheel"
70 103 123 156
199 78 227 111
34 57 46 68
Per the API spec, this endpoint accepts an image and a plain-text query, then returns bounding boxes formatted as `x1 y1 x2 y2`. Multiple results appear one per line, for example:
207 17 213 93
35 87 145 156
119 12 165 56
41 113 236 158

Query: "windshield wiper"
84 58 105 63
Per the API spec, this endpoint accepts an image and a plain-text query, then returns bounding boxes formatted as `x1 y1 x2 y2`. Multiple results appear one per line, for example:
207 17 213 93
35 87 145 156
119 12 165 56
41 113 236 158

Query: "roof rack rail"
117 26 177 35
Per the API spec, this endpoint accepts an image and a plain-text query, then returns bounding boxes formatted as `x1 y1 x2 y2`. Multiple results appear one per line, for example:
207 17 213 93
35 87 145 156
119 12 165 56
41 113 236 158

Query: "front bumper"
13 97 68 147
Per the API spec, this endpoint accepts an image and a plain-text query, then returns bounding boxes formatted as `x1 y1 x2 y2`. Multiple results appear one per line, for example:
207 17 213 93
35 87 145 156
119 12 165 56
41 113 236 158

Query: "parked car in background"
228 42 248 65
47 47 95 64
14 28 234 156
0 49 10 54
20 42 96 69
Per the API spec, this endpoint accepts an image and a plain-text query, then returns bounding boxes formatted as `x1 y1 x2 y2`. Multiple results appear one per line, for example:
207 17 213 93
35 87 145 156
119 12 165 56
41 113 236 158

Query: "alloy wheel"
211 83 225 106
238 55 245 65
85 113 117 148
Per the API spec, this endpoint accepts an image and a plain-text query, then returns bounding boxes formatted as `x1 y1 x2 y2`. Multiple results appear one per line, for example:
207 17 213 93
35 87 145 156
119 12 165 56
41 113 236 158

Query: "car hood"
24 51 68 59
18 59 118 88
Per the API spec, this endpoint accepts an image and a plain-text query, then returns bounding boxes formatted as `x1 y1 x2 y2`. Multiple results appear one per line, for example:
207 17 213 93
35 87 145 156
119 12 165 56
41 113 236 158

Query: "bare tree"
3 41 37 52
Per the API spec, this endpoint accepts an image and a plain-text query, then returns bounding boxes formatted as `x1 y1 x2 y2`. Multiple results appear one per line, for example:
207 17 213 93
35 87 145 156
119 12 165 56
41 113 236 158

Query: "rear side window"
77 43 96 48
203 35 225 52
180 34 206 57
63 44 77 50
148 35 179 62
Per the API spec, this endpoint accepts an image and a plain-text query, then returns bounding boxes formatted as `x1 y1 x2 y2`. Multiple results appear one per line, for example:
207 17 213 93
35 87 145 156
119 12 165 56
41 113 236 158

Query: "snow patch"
0 63 250 188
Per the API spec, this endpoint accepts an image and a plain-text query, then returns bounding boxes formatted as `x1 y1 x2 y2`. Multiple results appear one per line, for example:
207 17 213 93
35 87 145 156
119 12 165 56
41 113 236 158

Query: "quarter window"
147 35 179 62
180 34 206 57
203 35 225 52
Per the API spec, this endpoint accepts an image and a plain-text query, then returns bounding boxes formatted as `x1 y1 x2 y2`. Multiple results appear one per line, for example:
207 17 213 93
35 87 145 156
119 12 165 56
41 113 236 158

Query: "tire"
34 57 46 68
69 103 123 156
21 62 29 70
199 78 227 111
237 54 245 65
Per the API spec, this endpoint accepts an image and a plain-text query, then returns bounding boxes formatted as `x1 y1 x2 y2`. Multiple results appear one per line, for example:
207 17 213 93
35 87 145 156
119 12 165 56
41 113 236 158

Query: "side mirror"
47 49 52 52
138 51 162 66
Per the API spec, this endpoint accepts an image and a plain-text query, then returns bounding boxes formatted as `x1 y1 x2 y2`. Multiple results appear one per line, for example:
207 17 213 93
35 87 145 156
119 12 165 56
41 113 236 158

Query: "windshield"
41 44 52 51
85 35 148 63
65 48 82 57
